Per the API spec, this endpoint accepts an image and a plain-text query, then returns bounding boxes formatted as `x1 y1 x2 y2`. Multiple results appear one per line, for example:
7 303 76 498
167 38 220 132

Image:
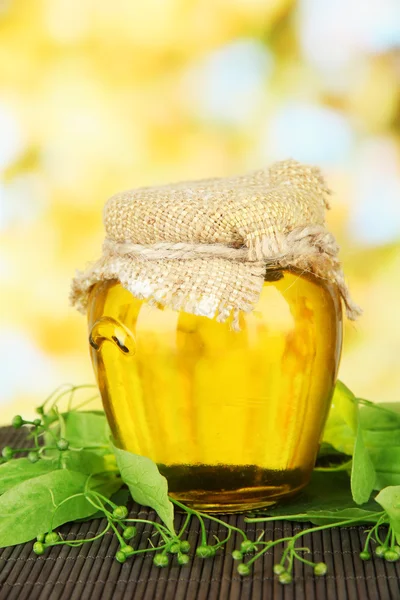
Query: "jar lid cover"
71 160 360 326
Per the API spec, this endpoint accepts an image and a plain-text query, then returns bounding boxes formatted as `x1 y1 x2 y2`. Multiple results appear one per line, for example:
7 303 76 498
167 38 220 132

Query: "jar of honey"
71 160 359 512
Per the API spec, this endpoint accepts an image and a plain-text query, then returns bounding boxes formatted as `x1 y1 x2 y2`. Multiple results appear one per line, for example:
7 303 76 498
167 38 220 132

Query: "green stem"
314 460 353 472
286 549 295 573
247 537 294 567
50 384 96 412
383 526 392 547
124 519 172 543
171 498 247 541
55 409 66 439
246 512 384 524
41 384 74 412
10 446 56 455
256 530 266 543
108 519 125 547
292 550 316 568
198 515 208 546
214 527 232 549
363 515 387 552
279 544 292 567
177 514 191 539
169 498 207 544
49 493 87 531
374 515 389 544
69 445 110 452
52 522 111 547
71 394 100 412
290 519 381 541
245 517 379 568
84 492 114 520
246 514 310 523
363 526 377 553
32 428 39 449
198 514 247 540
390 528 395 549
129 543 169 556
90 491 118 509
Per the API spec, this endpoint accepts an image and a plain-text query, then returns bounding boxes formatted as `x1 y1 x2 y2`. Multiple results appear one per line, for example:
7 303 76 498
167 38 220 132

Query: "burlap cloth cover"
71 160 361 327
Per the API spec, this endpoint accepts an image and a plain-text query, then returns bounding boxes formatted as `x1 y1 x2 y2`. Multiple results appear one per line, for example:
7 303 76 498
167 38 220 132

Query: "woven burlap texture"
71 160 361 326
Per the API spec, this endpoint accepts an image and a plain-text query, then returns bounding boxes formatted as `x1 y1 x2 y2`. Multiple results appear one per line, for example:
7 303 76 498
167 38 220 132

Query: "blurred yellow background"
1 0 399 422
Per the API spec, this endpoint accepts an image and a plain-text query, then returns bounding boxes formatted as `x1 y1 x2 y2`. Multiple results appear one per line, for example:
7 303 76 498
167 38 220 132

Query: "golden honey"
87 269 342 512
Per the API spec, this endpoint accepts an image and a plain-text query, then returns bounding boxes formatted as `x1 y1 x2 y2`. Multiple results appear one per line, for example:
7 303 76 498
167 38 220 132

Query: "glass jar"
87 268 342 512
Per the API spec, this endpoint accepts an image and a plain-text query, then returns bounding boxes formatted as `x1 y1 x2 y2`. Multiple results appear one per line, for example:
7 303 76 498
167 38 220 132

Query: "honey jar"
71 160 359 512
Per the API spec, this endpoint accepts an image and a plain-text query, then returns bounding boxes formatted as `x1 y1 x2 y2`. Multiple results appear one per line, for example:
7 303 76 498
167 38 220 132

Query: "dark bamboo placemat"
0 426 399 600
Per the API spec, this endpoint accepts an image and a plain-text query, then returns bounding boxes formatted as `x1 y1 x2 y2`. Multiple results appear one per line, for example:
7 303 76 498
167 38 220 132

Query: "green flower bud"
36 534 45 543
169 542 181 554
177 553 190 566
196 545 215 558
121 545 134 557
279 572 293 584
273 564 286 575
360 551 371 561
237 563 250 576
232 550 243 561
314 562 328 575
179 540 190 554
384 549 400 562
45 532 60 545
1 446 13 460
153 553 169 567
112 506 128 519
12 415 24 429
115 550 126 563
240 540 257 554
56 439 69 451
123 526 137 540
33 542 45 556
28 451 39 463
375 545 386 557
33 418 42 427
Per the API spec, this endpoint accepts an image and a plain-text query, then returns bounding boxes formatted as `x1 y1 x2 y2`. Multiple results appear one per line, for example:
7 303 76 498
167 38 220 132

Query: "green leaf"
0 470 121 548
47 411 110 454
62 450 116 475
333 381 358 432
375 486 400 543
379 403 400 415
0 458 58 495
322 381 358 455
322 382 380 503
374 472 400 490
359 402 400 431
258 471 382 525
64 411 110 448
0 449 115 499
351 422 376 504
112 443 175 534
369 447 400 489
364 430 400 447
322 418 355 456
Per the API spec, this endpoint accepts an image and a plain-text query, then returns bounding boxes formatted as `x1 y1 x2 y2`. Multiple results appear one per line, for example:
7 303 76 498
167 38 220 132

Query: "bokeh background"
1 0 400 422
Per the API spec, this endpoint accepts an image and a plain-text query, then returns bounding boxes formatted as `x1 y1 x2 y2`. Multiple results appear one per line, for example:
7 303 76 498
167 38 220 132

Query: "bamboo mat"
0 427 399 600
